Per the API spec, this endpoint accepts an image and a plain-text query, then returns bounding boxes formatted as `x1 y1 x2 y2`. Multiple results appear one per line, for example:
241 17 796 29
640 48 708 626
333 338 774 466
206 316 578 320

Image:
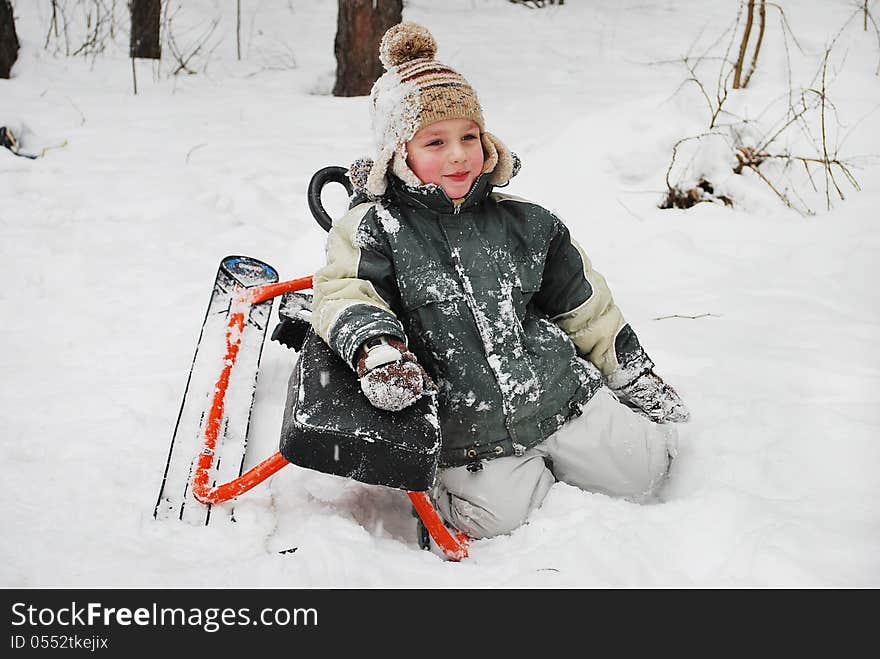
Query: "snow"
373 201 400 233
2 0 879 588
369 63 419 156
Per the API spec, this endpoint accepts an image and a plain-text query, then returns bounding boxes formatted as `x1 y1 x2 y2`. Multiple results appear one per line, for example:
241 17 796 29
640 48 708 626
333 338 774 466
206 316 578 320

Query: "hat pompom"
379 23 437 68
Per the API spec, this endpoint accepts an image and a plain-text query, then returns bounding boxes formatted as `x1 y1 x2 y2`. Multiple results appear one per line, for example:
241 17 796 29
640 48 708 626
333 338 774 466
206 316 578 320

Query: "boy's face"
405 118 484 200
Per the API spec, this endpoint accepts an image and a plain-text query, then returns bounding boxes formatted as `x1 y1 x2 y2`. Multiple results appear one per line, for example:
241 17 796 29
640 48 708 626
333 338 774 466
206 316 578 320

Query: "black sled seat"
278 328 441 492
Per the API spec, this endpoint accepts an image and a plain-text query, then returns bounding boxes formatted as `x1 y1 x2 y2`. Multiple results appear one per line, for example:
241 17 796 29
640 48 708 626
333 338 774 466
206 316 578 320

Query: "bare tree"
41 1 123 59
0 0 19 78
130 0 161 59
660 5 868 215
333 0 402 97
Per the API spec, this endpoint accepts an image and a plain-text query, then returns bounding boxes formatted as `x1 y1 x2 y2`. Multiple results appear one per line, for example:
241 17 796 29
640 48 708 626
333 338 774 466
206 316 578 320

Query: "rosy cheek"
470 145 484 167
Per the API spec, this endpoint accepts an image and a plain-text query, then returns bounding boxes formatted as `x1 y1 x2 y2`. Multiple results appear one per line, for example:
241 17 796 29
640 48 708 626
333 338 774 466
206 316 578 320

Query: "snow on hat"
364 22 515 197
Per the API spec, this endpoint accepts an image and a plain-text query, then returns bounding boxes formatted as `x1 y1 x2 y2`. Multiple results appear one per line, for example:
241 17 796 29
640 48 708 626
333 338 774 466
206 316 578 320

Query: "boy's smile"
405 118 485 201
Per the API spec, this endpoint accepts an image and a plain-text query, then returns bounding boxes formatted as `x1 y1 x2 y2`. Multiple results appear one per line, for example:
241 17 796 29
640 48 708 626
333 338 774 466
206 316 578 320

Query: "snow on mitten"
615 370 690 423
356 336 437 412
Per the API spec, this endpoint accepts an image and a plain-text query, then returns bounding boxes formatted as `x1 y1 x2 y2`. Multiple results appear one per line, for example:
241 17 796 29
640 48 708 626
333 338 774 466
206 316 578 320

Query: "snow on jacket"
312 172 655 468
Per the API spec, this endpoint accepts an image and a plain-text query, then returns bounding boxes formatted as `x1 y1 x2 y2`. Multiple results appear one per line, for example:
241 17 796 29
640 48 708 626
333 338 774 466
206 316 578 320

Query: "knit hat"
363 22 515 197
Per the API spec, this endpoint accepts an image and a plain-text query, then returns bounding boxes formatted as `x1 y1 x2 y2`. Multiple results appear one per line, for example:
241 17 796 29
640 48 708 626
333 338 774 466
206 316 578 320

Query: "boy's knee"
629 424 677 502
434 457 554 539
444 494 530 540
556 387 677 501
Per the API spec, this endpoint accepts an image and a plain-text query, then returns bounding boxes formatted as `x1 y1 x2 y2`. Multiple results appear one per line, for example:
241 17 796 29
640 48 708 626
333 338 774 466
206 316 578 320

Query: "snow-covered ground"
2 0 878 588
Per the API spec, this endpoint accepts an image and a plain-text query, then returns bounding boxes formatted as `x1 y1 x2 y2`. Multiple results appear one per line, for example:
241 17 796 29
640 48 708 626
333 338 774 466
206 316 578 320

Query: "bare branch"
756 91 820 153
733 0 755 89
747 163 807 215
665 133 725 191
742 0 766 88
166 16 221 76
653 313 722 321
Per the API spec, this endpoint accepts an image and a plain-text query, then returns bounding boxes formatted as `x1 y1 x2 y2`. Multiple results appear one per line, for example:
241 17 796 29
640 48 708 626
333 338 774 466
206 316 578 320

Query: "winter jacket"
311 172 655 468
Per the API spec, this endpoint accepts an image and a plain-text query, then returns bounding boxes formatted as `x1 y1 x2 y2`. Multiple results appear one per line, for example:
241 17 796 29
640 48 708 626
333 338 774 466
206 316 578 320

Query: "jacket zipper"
452 175 485 215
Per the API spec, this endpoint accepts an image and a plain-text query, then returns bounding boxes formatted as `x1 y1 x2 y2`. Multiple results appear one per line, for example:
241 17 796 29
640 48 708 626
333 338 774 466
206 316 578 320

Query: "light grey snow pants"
433 386 678 539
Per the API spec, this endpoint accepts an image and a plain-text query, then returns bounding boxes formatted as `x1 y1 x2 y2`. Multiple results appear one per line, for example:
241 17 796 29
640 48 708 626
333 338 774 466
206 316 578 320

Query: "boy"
311 23 689 540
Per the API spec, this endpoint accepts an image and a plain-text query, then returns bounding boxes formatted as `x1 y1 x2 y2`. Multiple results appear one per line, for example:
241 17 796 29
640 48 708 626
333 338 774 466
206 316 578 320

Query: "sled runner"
154 166 469 561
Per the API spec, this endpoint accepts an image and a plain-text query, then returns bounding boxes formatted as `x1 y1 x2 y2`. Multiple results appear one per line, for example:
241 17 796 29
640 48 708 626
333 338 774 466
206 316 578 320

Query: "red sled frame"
190 274 469 562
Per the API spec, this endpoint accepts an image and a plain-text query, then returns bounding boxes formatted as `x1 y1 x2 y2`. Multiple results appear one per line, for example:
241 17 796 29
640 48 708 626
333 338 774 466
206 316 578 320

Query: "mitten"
356 336 437 412
614 370 690 423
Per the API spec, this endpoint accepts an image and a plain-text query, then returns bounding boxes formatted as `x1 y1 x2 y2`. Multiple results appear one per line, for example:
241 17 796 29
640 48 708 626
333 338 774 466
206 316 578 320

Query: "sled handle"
308 166 353 232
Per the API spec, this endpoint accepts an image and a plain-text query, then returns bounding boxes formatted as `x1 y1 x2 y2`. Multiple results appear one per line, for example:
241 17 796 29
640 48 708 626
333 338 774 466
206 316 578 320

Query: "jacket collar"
388 173 492 215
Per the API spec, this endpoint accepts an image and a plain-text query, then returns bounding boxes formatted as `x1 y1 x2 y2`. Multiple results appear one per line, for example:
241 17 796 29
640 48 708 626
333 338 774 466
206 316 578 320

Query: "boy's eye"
462 133 479 141
426 139 443 147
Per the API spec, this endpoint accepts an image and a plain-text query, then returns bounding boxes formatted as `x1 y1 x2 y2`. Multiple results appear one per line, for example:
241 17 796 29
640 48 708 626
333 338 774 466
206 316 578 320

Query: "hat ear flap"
391 144 423 188
366 143 424 195
366 145 394 196
481 132 515 187
481 133 499 174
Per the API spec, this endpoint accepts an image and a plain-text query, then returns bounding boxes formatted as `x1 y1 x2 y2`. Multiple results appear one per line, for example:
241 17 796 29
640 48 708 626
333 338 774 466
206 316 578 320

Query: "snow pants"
432 386 678 540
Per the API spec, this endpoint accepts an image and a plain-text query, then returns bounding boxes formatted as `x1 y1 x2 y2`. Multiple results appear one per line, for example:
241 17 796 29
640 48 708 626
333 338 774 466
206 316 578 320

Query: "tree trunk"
130 0 161 60
333 0 402 97
0 0 19 78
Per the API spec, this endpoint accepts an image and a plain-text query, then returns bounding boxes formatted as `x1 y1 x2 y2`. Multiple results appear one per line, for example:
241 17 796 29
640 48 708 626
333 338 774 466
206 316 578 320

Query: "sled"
153 166 469 561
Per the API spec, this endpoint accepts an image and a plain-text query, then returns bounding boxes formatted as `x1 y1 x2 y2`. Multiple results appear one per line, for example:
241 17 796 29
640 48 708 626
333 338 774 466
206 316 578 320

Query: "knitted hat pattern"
364 22 515 197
